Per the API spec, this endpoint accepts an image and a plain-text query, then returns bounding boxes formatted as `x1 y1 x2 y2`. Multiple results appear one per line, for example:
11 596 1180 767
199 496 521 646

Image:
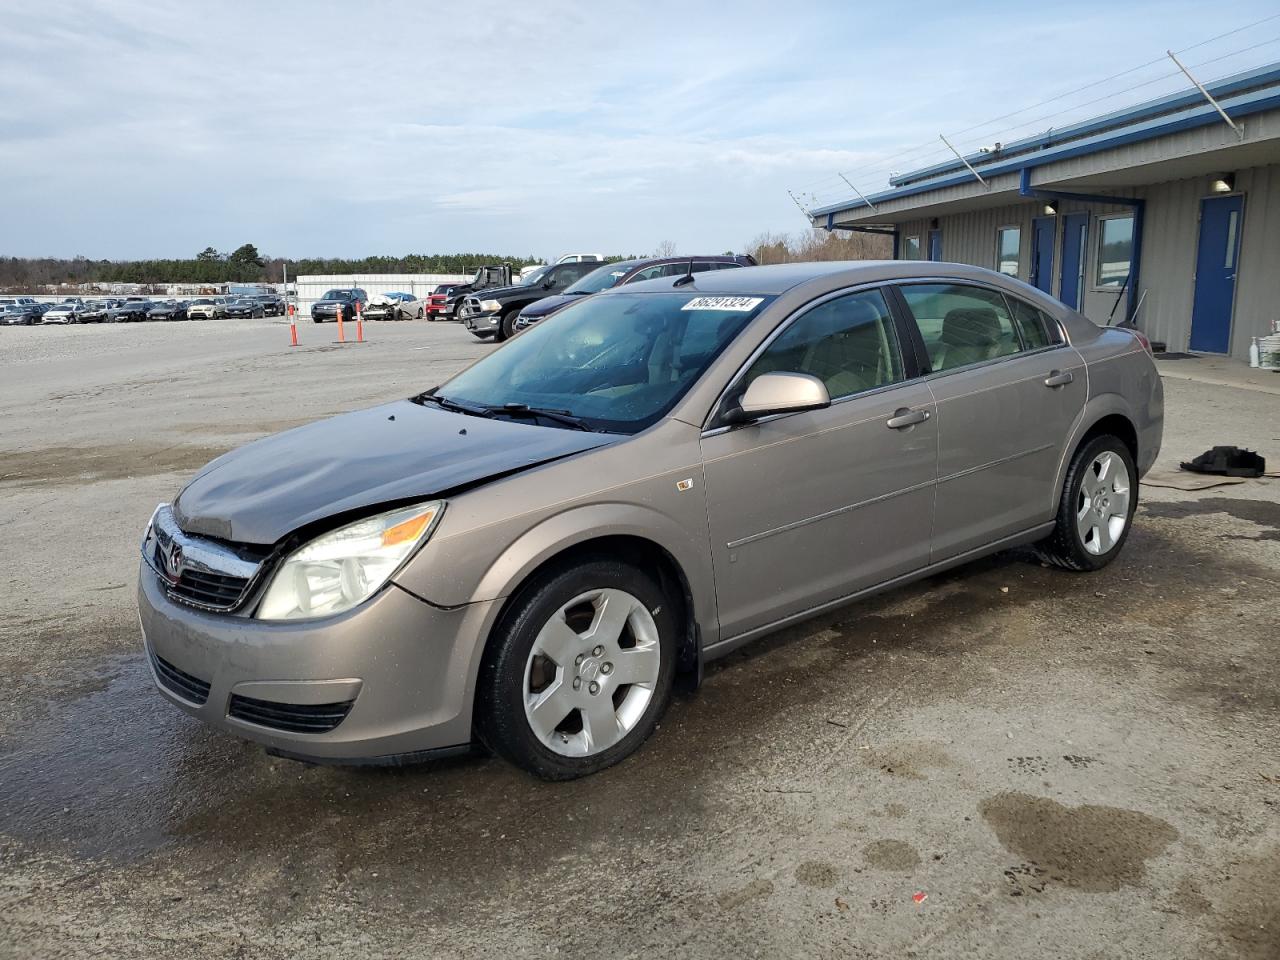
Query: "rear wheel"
416 308 424 319
475 560 677 780
1036 434 1137 571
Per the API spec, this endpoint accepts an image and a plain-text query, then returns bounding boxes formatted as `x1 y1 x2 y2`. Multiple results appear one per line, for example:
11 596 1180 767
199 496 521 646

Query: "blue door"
928 229 942 261
1030 216 1055 293
1058 212 1089 309
1189 195 1244 353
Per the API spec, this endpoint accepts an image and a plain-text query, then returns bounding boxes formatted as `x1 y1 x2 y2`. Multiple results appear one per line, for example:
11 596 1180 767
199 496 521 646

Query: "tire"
1035 434 1138 572
474 559 677 780
417 308 424 319
497 307 521 342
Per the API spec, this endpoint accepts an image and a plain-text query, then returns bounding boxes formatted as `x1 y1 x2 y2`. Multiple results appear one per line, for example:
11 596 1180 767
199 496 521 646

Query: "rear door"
893 282 1085 561
699 286 937 639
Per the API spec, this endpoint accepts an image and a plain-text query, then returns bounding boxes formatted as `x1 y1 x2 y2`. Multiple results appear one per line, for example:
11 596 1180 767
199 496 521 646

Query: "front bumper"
138 563 495 761
462 311 500 335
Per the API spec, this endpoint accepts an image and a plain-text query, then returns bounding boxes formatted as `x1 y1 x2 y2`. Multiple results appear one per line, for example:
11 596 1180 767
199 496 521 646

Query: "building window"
995 227 1021 276
1095 214 1134 287
902 235 921 260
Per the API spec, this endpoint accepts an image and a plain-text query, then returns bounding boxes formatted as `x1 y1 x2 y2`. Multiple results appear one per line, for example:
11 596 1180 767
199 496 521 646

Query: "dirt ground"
1 318 1277 959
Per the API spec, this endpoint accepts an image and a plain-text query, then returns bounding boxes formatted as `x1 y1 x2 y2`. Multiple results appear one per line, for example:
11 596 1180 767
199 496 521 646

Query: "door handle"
1044 370 1074 388
886 407 930 429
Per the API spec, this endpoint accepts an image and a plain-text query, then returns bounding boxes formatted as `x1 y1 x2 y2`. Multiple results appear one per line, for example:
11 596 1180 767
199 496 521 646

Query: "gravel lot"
1 318 1278 959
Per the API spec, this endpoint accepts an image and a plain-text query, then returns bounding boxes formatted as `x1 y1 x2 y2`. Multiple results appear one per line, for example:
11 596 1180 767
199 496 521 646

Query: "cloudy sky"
2 1 1278 261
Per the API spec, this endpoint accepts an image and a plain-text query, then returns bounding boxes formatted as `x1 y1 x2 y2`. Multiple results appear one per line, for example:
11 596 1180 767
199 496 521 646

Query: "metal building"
810 63 1280 359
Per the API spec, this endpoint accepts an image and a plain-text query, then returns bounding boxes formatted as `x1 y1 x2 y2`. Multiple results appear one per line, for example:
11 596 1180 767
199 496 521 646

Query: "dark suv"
513 255 757 333
458 261 605 341
311 288 368 323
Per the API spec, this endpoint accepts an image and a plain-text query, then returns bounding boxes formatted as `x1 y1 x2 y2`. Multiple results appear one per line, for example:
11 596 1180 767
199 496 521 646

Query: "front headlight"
256 501 444 621
478 299 502 313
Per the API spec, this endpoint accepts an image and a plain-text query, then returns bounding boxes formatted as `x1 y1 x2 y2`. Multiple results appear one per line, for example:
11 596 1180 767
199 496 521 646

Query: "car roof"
609 259 1036 296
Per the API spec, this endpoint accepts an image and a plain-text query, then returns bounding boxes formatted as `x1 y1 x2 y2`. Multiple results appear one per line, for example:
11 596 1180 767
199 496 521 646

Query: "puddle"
979 792 1178 893
1142 497 1280 542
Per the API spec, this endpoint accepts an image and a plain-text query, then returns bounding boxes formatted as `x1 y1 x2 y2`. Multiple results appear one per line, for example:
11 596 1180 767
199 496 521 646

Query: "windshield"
321 289 350 300
519 266 550 287
567 262 632 295
437 292 772 433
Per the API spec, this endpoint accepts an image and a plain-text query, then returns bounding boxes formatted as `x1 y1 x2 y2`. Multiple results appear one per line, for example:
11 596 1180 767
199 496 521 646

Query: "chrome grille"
143 504 267 613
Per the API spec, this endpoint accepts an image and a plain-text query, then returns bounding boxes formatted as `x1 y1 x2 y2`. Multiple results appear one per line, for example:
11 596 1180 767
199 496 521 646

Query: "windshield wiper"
491 403 593 431
413 393 497 418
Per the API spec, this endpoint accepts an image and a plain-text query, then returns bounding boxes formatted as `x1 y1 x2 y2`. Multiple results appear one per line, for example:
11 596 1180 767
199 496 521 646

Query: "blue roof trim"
889 62 1280 188
811 80 1280 219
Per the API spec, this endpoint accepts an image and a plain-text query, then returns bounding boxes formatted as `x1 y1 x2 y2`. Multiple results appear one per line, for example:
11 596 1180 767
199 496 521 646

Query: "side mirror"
542 278 556 290
725 372 830 424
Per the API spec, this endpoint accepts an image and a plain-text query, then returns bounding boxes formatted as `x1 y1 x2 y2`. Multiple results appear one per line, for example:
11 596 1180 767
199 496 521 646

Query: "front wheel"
475 560 677 780
1036 435 1137 571
497 308 521 342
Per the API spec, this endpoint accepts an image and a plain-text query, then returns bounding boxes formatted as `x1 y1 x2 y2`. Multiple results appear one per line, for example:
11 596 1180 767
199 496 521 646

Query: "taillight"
1132 329 1153 355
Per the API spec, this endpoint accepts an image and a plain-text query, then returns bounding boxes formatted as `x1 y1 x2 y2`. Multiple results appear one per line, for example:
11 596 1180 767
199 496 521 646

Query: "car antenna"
673 259 695 287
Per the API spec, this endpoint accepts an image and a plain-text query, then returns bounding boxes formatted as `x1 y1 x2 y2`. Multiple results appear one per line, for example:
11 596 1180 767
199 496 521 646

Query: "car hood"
472 282 545 301
521 293 586 318
172 399 619 545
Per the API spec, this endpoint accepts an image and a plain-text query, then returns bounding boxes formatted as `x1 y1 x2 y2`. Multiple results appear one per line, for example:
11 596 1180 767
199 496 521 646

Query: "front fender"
467 500 717 641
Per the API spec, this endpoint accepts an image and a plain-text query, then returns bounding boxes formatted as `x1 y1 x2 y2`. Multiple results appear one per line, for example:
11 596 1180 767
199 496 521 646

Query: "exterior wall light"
1210 173 1235 193
1042 201 1059 216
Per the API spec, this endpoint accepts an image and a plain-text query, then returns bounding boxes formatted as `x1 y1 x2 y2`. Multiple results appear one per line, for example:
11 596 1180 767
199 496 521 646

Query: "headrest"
941 307 1001 346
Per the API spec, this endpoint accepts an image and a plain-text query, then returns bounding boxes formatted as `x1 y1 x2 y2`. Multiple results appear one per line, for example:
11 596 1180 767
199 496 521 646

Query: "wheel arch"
1052 395 1139 509
464 507 715 690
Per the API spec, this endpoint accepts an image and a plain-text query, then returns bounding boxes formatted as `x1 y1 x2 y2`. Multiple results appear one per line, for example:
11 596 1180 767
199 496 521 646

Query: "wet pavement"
2 321 1278 958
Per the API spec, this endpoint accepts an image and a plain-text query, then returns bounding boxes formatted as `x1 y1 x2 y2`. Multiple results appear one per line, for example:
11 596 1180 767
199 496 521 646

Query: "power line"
793 13 1280 197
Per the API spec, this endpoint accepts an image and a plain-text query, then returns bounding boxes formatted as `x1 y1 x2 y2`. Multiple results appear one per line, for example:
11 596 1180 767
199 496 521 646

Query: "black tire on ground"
474 559 678 780
417 308 424 319
1035 433 1138 572
497 308 521 342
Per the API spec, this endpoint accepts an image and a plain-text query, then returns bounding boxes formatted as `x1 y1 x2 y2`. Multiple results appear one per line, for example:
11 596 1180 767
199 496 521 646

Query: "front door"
1189 195 1244 353
1058 212 1089 309
700 287 936 640
1030 216 1056 294
928 230 943 262
895 282 1085 560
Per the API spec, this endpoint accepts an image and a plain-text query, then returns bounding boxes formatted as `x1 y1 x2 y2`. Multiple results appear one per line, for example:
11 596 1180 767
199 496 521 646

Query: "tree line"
1 231 890 291
0 244 546 290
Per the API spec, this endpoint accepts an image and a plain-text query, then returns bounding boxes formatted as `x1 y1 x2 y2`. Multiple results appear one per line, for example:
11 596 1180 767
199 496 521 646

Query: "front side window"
902 236 921 260
899 283 1020 372
1095 214 1133 287
996 227 1021 276
741 289 904 401
568 262 633 294
438 292 773 433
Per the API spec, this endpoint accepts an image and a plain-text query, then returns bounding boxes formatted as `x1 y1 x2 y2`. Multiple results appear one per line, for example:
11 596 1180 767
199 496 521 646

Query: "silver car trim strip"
726 477 936 550
936 442 1056 486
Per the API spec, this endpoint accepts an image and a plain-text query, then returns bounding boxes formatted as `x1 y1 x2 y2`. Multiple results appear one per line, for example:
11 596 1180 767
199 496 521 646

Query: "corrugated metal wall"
890 164 1280 358
295 273 470 315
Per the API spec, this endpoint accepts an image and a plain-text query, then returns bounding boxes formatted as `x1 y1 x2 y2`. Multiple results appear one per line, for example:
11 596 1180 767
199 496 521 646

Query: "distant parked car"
514 255 757 332
225 298 266 319
426 284 466 320
186 298 226 320
107 300 153 322
42 301 86 324
252 294 285 316
0 303 42 325
148 301 189 321
311 288 368 323
30 303 56 320
365 292 424 321
80 301 111 323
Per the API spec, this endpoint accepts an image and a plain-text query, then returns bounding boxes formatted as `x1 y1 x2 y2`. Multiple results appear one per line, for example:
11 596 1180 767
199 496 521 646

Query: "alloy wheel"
522 587 660 757
1076 451 1131 555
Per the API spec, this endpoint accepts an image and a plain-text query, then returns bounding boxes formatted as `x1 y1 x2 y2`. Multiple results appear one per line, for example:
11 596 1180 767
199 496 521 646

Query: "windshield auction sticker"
681 296 764 311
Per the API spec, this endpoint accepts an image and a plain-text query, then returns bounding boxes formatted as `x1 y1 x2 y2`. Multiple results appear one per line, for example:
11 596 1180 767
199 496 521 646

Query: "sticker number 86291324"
680 296 764 312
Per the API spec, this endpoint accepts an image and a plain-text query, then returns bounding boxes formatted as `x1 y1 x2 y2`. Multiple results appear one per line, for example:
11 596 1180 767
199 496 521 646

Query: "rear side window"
1007 297 1062 349
743 289 904 401
625 262 685 283
898 283 1020 372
